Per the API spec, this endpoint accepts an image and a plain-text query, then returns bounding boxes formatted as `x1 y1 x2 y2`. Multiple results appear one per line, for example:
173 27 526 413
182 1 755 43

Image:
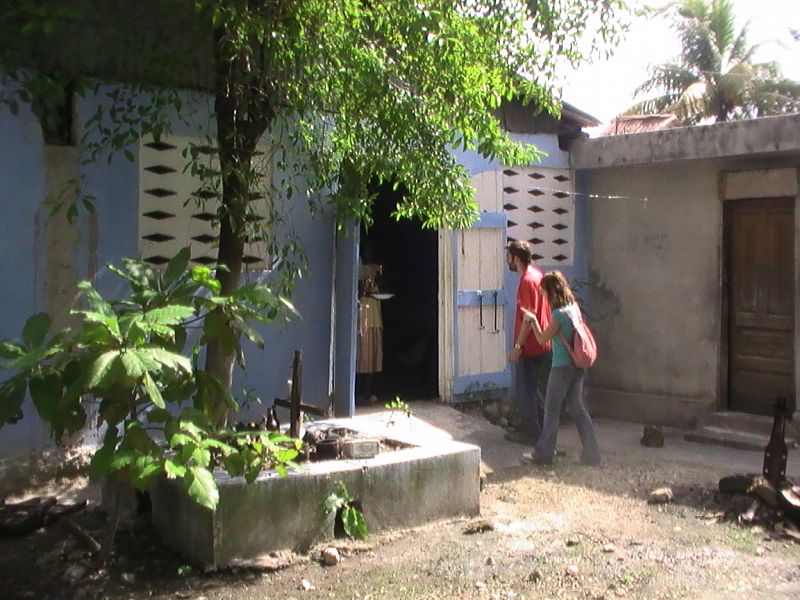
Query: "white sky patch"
561 0 800 134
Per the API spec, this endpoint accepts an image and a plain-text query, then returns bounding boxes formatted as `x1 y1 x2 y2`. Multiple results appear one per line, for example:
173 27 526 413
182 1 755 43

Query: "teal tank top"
551 304 580 368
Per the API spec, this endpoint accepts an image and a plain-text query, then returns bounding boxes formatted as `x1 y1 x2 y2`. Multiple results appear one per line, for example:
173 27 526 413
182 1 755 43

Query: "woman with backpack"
521 271 602 466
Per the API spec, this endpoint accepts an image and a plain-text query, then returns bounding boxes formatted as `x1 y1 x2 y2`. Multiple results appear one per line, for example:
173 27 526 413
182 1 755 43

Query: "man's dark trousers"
514 354 545 442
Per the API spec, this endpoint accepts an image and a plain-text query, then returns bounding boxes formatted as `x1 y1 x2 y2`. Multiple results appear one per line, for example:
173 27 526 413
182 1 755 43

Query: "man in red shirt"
506 240 551 445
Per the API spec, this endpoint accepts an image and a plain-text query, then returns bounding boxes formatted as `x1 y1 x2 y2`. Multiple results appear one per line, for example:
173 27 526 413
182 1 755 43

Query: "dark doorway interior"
357 182 438 402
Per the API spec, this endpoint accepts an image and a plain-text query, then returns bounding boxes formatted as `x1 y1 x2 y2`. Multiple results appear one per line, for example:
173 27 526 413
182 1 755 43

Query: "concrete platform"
150 415 480 568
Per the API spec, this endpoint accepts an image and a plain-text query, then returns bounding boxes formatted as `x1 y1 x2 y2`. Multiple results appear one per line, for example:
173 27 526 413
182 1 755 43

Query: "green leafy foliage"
384 396 413 427
0 251 299 513
324 481 368 540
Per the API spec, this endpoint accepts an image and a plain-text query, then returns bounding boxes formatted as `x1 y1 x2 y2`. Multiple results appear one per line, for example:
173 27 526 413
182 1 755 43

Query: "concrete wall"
579 161 722 425
574 116 800 427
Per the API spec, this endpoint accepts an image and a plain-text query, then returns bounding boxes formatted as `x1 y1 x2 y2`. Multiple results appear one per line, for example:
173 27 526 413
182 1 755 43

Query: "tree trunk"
204 22 272 425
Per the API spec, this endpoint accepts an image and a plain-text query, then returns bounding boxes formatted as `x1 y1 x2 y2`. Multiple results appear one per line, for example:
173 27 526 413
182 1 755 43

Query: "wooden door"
726 198 795 415
438 171 510 401
451 212 509 398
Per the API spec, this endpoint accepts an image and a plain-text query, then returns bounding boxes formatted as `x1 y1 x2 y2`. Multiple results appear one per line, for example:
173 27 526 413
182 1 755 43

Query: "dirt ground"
3 444 800 600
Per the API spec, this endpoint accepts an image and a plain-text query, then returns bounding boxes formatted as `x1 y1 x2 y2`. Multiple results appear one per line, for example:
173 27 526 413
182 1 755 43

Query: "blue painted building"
0 77 597 454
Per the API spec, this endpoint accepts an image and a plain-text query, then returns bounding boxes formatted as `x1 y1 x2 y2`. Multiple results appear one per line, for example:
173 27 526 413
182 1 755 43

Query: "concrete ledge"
571 113 800 169
585 387 714 429
151 434 480 568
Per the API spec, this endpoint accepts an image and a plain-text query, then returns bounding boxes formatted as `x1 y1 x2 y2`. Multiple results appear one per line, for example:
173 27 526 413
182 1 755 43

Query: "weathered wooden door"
438 172 509 401
726 198 795 415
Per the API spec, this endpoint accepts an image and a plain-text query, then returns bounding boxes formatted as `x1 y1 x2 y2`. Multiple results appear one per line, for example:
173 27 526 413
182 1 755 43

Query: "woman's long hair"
541 271 575 309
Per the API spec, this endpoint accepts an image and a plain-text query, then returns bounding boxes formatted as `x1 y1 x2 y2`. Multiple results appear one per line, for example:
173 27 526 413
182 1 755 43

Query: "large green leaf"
0 341 25 360
185 466 219 510
22 312 51 349
28 372 62 423
75 310 121 342
76 280 114 316
88 428 119 480
139 347 192 375
235 318 264 350
234 283 276 306
142 371 165 409
132 455 164 490
163 247 191 289
164 458 187 479
342 505 368 540
5 345 61 371
0 377 27 425
142 305 196 326
191 266 221 295
120 350 148 379
87 350 122 389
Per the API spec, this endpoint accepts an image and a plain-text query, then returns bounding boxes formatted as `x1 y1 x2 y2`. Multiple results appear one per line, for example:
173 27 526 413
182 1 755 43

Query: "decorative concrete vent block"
150 435 480 568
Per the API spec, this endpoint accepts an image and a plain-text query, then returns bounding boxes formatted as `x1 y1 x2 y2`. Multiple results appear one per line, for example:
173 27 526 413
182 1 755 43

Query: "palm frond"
624 94 681 116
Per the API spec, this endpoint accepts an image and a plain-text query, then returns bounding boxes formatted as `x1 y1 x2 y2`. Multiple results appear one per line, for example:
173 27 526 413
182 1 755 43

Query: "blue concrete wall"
0 82 52 452
0 81 336 452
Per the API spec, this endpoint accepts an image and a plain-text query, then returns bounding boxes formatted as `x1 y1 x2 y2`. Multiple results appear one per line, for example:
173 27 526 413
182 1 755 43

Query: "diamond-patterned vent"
144 141 176 151
145 165 176 175
142 233 175 242
145 188 177 198
139 134 271 270
143 210 175 220
501 166 574 266
143 255 170 265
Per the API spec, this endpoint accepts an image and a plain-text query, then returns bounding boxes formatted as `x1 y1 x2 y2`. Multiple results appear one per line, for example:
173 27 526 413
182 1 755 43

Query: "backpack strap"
557 306 582 354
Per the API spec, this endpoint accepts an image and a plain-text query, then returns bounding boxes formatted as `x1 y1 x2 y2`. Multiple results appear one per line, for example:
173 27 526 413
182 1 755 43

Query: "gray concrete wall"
150 440 481 568
580 161 724 426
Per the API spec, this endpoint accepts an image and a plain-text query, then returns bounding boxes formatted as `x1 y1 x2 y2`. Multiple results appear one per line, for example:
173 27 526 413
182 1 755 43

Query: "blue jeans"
535 366 601 464
514 355 545 442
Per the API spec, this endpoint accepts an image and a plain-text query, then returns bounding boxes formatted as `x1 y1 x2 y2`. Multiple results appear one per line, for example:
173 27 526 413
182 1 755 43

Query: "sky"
560 0 800 134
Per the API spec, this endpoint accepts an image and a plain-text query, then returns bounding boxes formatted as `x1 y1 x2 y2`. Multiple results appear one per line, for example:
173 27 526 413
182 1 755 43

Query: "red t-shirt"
515 265 551 356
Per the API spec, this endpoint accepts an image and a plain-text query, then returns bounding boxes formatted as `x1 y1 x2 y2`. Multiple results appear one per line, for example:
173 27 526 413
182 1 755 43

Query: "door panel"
452 212 509 397
727 198 795 415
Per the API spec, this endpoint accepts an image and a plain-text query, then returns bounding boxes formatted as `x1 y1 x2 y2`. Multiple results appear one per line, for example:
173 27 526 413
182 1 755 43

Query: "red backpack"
559 310 598 368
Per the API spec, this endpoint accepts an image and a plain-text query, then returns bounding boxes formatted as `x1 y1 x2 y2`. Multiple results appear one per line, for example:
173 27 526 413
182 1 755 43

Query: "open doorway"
355 182 439 404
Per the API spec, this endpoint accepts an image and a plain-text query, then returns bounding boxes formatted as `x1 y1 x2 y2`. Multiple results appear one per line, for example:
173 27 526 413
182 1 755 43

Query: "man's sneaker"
520 452 553 466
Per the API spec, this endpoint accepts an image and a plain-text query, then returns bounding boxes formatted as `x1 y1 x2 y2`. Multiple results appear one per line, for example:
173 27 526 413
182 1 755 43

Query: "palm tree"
627 0 800 124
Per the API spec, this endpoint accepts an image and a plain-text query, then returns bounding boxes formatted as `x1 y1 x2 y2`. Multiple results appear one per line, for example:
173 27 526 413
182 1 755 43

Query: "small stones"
565 538 580 547
485 555 495 566
475 580 487 590
602 543 616 553
321 547 340 566
648 487 674 504
566 565 579 577
299 578 315 591
464 519 495 534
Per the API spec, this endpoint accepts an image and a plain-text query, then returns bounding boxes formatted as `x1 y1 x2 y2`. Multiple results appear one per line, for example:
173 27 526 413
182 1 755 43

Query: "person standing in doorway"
356 240 383 405
522 271 601 465
505 240 551 445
